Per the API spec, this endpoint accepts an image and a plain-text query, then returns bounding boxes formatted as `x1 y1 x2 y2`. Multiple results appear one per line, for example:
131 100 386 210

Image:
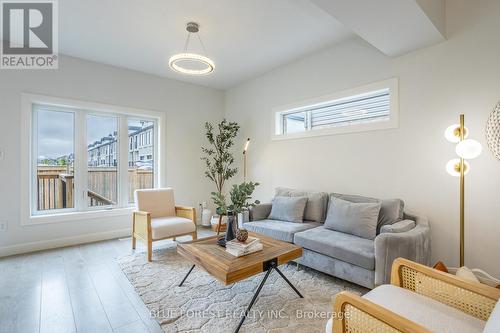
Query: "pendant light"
169 22 215 76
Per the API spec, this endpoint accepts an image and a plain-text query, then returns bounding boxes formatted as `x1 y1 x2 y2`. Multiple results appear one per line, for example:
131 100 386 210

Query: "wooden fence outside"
36 166 153 211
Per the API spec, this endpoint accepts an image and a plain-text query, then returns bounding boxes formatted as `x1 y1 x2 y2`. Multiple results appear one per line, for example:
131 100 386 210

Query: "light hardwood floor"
0 226 215 333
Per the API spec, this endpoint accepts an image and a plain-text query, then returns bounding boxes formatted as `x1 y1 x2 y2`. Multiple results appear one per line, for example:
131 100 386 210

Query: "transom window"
30 102 159 217
273 79 398 139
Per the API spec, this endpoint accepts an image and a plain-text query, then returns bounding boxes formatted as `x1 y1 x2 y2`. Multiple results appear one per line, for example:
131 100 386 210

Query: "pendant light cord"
197 33 209 56
182 31 208 56
183 32 191 53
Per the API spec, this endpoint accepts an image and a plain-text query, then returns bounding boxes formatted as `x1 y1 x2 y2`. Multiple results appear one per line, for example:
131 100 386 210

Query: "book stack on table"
226 236 263 257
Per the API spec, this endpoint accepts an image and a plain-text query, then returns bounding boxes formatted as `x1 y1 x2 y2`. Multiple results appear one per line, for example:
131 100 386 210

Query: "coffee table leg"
234 267 273 333
274 266 303 298
179 265 195 287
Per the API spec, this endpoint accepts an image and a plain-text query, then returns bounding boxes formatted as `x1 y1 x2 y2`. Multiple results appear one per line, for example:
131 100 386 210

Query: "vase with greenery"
211 181 260 244
201 119 240 215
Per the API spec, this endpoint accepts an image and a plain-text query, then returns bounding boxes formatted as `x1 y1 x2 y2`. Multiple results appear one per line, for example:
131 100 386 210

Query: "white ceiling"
60 0 354 90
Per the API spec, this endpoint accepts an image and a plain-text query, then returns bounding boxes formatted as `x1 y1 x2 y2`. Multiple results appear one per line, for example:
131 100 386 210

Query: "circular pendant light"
169 22 215 76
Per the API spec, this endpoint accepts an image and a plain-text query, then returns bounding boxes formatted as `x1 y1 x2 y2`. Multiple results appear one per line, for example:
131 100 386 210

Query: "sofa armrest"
332 291 432 333
374 221 431 286
391 258 500 321
380 219 415 234
249 203 272 221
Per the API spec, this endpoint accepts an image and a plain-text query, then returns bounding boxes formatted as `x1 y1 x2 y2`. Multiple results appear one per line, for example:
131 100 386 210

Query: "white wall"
0 56 224 254
225 0 500 276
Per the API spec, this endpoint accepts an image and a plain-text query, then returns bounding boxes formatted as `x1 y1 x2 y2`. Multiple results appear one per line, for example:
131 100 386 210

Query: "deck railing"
36 166 153 211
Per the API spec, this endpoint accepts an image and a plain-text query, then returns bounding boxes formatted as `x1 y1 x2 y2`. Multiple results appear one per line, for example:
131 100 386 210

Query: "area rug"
118 245 367 333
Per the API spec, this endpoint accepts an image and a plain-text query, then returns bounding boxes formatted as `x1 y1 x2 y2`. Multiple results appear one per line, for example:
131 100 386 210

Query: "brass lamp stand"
445 114 482 266
216 138 251 236
243 138 250 182
458 115 466 267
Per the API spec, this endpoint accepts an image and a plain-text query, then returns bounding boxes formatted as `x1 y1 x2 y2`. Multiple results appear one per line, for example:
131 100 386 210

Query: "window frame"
20 93 166 225
271 78 399 140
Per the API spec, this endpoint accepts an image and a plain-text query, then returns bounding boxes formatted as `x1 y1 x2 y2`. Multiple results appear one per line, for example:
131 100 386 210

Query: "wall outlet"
0 221 7 232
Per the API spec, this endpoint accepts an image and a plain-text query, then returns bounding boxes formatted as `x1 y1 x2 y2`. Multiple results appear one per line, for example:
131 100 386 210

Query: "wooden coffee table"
177 232 303 332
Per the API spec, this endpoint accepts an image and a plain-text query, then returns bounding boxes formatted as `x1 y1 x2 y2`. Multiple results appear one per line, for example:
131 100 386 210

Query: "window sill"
23 207 134 226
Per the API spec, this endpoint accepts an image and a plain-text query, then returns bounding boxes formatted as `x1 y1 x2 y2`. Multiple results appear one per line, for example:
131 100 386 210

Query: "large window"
27 97 160 220
273 79 398 139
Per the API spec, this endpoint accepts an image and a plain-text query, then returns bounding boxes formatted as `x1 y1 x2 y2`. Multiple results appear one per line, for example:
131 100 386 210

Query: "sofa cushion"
269 196 308 223
363 284 486 333
276 187 329 222
330 193 404 233
243 220 321 243
324 197 381 239
294 226 375 270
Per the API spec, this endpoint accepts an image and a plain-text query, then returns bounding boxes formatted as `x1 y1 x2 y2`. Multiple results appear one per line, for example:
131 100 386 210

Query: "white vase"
237 211 250 228
237 213 244 228
201 209 212 226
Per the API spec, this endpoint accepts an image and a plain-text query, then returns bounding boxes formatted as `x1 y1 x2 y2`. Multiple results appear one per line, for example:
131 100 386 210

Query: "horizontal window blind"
310 89 390 128
280 88 391 134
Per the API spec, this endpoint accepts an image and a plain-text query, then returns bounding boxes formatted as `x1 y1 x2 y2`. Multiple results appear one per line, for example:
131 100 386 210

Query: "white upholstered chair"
132 188 197 261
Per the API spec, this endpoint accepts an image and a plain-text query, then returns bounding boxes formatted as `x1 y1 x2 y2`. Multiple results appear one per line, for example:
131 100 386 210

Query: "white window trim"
271 78 399 141
20 93 167 226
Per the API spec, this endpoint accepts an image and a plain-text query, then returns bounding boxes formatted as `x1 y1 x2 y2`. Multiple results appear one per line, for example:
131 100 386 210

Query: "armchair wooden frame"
132 206 197 262
332 257 500 333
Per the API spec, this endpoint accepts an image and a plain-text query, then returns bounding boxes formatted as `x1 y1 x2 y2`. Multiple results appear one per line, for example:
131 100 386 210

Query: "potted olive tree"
201 119 240 234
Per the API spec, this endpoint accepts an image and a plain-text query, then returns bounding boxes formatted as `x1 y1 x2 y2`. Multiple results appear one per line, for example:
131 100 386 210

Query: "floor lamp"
445 114 482 266
217 138 251 237
243 138 250 182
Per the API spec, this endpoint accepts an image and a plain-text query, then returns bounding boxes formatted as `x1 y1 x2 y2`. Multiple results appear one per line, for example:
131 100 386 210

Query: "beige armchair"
132 188 197 262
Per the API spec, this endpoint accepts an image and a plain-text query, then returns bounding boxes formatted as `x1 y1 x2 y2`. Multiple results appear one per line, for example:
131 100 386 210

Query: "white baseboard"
0 228 132 258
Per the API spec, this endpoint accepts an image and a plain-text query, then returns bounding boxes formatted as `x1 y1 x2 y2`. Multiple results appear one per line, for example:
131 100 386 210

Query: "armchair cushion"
151 216 196 240
135 188 176 218
363 284 486 333
484 301 500 333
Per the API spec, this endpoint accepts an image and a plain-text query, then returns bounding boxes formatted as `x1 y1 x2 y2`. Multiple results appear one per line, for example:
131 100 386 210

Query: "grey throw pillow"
324 197 381 239
329 193 404 234
275 187 329 222
269 196 308 223
378 199 405 232
380 219 415 233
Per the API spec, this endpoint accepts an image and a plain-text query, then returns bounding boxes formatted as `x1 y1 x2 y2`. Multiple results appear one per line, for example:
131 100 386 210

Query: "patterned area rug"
118 245 367 333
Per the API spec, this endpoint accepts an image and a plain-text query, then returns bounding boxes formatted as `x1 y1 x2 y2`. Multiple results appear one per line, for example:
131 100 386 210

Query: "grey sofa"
244 188 431 289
